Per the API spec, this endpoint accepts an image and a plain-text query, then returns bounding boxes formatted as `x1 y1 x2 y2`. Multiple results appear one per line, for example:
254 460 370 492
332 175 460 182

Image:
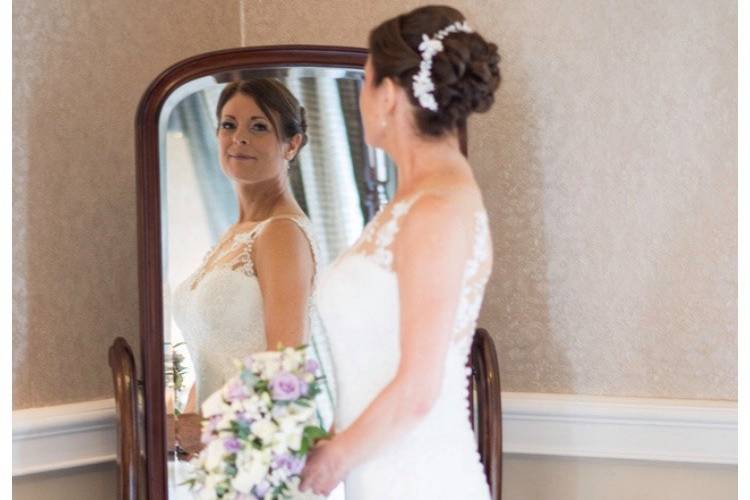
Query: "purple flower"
223 437 242 452
273 453 305 475
270 372 302 401
226 378 248 401
304 359 319 374
253 480 271 498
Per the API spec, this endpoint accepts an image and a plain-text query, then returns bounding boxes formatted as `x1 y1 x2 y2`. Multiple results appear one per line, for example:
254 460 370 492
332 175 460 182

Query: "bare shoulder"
406 173 485 226
253 217 312 258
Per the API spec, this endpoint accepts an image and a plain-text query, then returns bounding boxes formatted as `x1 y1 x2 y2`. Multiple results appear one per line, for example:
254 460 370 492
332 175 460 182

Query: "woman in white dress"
300 6 501 499
171 79 329 499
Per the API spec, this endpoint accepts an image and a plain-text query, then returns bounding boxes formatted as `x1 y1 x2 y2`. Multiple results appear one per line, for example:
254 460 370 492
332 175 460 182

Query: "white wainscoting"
12 393 737 476
502 393 737 465
13 398 117 476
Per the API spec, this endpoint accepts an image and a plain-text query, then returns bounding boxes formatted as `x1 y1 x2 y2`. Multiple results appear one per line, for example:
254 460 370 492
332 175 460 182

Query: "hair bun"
432 33 500 119
368 6 502 137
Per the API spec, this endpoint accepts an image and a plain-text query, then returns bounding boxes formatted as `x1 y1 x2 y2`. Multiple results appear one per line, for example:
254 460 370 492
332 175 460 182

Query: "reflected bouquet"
186 346 328 500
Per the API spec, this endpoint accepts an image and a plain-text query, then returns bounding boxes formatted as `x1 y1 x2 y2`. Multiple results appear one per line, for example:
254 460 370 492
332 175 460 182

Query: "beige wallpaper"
12 0 241 409
12 0 736 409
503 454 737 500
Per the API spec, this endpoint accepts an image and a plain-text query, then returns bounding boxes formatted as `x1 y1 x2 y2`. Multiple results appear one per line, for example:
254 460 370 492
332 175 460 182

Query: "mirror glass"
159 66 397 499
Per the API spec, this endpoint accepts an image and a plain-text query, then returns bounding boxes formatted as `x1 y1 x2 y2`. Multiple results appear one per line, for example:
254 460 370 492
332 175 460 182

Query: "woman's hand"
299 438 348 496
175 412 204 458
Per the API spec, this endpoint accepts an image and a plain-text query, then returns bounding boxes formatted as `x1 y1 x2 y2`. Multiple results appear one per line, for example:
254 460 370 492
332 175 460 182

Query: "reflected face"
360 57 384 148
217 93 288 185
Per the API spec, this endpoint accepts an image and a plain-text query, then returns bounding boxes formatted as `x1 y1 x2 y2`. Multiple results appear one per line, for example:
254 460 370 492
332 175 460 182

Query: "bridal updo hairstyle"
216 79 308 162
368 5 501 137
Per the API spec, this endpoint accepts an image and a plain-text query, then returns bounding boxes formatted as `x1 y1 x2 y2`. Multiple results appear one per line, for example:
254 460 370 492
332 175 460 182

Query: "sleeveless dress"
171 214 335 500
314 193 493 500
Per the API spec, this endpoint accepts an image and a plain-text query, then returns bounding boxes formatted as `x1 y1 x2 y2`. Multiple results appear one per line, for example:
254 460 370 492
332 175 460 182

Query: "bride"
172 78 330 499
300 6 501 499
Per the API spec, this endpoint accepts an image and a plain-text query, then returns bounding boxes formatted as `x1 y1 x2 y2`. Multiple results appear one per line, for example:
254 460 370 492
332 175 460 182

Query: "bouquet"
185 346 329 500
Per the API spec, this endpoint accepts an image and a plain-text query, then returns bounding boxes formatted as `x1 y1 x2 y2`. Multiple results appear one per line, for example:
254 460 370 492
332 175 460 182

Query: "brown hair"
368 6 501 137
216 79 308 161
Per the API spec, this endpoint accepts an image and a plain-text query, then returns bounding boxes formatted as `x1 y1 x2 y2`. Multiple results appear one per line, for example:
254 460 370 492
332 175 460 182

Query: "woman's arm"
253 219 316 349
300 195 470 495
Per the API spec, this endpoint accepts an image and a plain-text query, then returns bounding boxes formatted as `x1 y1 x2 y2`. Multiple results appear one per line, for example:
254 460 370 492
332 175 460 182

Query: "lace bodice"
172 215 335 412
313 192 492 499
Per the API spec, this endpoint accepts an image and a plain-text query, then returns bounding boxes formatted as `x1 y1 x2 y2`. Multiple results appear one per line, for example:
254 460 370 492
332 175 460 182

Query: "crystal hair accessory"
412 20 474 112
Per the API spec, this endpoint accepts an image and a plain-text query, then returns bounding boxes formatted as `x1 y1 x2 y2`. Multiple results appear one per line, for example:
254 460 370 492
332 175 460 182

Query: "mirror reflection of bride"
171 78 331 499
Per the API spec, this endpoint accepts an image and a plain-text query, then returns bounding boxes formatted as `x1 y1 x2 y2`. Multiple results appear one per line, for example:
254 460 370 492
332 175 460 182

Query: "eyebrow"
222 114 268 121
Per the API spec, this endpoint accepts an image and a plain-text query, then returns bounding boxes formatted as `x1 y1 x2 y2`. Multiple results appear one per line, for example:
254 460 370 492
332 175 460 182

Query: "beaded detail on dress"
173 215 334 410
453 211 491 339
354 197 419 270
314 192 493 500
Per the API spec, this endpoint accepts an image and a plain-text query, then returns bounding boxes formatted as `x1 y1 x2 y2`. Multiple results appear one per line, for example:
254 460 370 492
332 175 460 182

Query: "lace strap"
451 211 491 340
361 192 425 270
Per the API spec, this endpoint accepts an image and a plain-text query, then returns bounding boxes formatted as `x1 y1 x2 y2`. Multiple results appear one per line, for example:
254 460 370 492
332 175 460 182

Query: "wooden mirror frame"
109 337 140 500
469 328 503 500
135 45 469 499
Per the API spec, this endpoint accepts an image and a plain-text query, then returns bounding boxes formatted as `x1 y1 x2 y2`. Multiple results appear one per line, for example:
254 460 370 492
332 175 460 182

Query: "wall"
13 0 240 408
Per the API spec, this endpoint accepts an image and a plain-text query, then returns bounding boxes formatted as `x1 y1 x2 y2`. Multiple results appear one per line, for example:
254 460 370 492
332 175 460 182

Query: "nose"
233 132 249 145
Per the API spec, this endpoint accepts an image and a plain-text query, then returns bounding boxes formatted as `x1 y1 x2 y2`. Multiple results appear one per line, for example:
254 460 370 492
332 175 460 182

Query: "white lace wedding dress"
170 214 334 500
314 193 493 500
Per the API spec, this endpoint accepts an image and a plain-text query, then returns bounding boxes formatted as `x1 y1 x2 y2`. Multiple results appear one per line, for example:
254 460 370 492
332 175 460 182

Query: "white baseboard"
502 392 737 465
12 398 117 476
11 393 737 476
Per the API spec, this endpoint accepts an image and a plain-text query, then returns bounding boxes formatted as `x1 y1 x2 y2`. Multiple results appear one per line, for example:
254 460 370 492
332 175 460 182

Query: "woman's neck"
386 129 469 196
234 178 297 223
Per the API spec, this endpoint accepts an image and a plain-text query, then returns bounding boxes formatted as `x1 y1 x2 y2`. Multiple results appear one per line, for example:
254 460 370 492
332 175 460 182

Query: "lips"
228 153 256 161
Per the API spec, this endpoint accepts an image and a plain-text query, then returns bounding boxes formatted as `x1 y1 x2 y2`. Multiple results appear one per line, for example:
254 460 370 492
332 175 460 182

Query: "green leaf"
299 425 329 455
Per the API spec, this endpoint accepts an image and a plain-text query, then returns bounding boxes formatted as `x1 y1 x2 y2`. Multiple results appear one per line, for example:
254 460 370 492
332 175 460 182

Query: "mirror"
137 46 378 500
136 46 469 500
162 66 397 499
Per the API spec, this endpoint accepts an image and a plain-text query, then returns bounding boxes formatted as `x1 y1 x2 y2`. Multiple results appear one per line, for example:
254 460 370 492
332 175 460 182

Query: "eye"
251 122 269 132
220 121 236 130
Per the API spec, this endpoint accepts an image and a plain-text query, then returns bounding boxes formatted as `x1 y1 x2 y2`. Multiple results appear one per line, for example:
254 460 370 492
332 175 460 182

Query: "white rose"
270 434 289 455
287 403 315 423
260 392 272 407
270 467 289 484
251 418 278 444
261 362 281 380
231 468 257 494
211 414 235 440
250 448 272 468
199 476 219 500
274 413 307 451
204 439 226 471
281 347 304 371
286 428 304 451
246 450 271 486
201 389 228 418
